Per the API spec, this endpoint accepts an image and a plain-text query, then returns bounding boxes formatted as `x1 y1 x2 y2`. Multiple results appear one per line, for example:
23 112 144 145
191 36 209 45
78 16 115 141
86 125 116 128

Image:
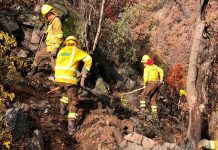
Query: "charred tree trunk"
186 20 205 149
186 1 206 149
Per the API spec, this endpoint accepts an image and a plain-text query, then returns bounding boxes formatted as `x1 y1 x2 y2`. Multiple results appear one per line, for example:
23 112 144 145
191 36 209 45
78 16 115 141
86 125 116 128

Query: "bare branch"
92 0 105 53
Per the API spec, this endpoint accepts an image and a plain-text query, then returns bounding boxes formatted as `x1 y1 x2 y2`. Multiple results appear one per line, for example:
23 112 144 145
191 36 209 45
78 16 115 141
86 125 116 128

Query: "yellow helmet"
41 4 53 16
179 89 186 96
64 36 78 45
141 55 150 63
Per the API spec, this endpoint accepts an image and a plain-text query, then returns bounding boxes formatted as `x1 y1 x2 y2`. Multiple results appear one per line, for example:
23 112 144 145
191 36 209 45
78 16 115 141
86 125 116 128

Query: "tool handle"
37 33 45 51
47 87 60 94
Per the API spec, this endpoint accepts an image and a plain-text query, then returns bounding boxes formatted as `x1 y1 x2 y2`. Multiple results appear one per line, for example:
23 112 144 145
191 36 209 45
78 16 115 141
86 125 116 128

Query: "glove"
80 67 88 87
80 77 85 87
81 67 88 78
51 48 59 58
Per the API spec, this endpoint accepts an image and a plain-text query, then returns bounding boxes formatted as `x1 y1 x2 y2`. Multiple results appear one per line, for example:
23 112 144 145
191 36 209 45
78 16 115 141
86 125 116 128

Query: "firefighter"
55 36 92 135
28 4 64 76
139 55 164 119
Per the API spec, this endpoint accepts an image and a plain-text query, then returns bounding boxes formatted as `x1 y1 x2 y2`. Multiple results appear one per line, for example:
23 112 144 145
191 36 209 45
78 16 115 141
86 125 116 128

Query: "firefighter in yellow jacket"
28 4 64 75
55 36 92 135
140 55 164 119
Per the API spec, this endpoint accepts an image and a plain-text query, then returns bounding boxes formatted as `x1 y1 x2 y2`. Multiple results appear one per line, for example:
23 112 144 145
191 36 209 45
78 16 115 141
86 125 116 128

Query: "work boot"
68 119 76 135
28 66 38 76
151 106 158 121
60 103 67 115
138 108 145 118
151 111 158 121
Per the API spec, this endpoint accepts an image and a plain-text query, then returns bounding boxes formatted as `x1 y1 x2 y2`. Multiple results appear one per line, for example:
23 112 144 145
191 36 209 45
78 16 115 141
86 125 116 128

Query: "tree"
186 0 207 149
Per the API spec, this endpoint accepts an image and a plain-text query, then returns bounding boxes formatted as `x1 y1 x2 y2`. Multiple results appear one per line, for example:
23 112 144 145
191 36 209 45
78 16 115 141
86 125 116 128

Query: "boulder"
17 49 28 58
3 107 31 141
142 136 157 149
30 21 45 44
124 132 143 145
24 29 32 42
122 142 145 150
29 43 39 51
119 140 128 148
94 77 110 94
162 142 177 149
152 144 166 150
125 79 136 90
27 129 44 150
0 10 19 33
30 100 50 111
112 127 123 143
16 10 41 27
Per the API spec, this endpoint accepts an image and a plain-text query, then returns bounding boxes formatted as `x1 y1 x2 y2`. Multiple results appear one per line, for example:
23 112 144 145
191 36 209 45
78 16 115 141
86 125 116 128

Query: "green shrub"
100 1 164 65
0 31 17 149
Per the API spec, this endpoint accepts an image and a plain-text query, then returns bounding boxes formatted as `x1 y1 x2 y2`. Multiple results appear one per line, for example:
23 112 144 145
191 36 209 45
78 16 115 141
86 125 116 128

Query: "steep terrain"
0 0 217 149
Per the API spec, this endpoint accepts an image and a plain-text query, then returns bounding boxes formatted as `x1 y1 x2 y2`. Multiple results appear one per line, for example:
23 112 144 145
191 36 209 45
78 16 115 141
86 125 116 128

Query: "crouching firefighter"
55 36 92 135
139 55 164 120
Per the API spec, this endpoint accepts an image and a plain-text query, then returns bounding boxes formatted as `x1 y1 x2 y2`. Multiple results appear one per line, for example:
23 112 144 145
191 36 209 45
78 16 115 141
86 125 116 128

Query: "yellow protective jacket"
46 16 63 52
55 45 92 85
210 141 218 150
143 64 163 84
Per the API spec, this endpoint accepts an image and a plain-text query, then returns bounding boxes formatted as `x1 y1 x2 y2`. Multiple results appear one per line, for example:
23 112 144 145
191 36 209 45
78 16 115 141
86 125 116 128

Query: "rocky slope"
0 0 217 149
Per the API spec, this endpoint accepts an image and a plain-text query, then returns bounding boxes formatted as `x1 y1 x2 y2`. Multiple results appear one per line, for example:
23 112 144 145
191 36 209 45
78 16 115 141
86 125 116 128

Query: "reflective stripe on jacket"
55 46 92 85
210 141 218 150
46 17 63 52
143 64 163 84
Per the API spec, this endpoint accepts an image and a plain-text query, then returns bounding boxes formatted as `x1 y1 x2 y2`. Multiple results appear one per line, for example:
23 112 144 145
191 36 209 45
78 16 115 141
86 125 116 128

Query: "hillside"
0 0 217 149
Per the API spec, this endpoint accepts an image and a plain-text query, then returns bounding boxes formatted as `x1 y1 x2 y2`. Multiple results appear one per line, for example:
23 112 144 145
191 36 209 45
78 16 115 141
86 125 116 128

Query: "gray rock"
0 10 19 33
31 29 41 44
34 4 42 13
2 108 18 129
175 145 183 150
3 108 30 141
124 132 143 145
21 40 29 48
16 10 40 27
24 29 32 41
32 16 40 21
18 49 28 58
142 136 157 149
95 77 110 94
152 144 166 150
125 79 136 90
52 3 68 19
112 127 123 143
30 100 49 111
28 129 44 150
124 133 132 141
122 142 146 150
20 103 31 112
29 43 39 51
163 143 176 149
119 140 128 148
79 90 89 97
10 4 22 11
116 80 125 90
